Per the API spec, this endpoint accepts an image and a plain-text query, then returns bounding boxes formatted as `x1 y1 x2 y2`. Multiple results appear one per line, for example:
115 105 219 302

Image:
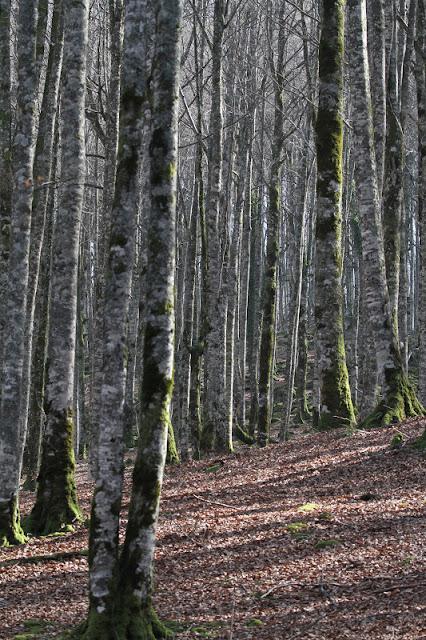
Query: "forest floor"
1 420 426 640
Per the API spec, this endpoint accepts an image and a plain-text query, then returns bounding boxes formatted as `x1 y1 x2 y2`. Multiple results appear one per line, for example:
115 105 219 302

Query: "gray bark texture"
313 0 355 430
28 0 89 535
348 0 423 428
202 0 232 453
87 0 147 616
0 0 39 546
81 0 182 636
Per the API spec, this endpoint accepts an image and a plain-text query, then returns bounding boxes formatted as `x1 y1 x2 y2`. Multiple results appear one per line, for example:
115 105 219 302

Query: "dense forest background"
0 0 425 638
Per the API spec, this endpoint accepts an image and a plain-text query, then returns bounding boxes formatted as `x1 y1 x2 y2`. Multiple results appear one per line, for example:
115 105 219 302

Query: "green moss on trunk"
234 423 255 445
166 420 179 464
26 408 82 535
314 0 355 430
360 369 424 429
0 495 27 546
316 332 356 430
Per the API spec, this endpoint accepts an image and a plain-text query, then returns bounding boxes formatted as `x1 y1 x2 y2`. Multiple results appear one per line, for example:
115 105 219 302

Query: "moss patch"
78 600 174 640
360 369 424 429
298 502 320 513
0 495 27 547
26 408 82 536
414 430 426 451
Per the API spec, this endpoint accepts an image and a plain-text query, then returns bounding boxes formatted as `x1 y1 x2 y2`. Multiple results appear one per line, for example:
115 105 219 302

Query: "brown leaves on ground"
1 421 426 639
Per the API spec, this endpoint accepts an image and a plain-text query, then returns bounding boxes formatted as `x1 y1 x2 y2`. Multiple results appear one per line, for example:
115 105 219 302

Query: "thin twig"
191 493 243 511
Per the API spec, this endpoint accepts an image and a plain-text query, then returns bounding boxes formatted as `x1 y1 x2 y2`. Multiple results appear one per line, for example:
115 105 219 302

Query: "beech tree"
28 0 89 535
313 0 355 430
0 0 39 545
347 0 423 428
81 0 182 636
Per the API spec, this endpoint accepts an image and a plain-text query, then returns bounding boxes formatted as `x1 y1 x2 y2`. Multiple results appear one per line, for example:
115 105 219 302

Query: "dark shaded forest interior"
0 0 426 638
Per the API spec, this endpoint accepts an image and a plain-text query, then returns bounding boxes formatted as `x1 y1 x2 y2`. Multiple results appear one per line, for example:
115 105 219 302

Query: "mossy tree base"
0 497 27 547
317 339 356 432
234 423 255 445
360 371 424 429
25 408 83 536
78 602 174 640
25 501 82 537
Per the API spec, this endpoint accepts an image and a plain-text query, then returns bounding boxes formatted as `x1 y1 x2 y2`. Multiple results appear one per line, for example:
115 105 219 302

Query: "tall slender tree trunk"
367 0 387 196
91 0 124 477
0 0 11 362
28 0 89 535
82 1 182 636
21 0 64 447
0 0 39 546
313 0 355 430
416 0 426 447
383 23 404 336
202 0 232 453
86 0 145 617
257 9 285 446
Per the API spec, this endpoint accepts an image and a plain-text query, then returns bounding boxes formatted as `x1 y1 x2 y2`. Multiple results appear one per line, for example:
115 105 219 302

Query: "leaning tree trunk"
0 0 39 546
347 0 423 428
28 0 89 535
313 0 355 430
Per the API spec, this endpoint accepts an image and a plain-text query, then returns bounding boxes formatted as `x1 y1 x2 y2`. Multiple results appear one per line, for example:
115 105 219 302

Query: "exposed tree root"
360 371 424 429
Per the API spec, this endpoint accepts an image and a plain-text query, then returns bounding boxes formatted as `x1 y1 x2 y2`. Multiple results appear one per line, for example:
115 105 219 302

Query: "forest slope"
1 422 425 640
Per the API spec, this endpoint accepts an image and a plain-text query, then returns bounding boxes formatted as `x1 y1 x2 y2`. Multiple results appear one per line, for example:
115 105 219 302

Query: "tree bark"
313 0 355 430
347 0 423 428
0 0 39 546
28 0 89 535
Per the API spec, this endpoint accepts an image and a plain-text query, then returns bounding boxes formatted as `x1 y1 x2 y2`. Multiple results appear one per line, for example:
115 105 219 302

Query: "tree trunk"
347 0 423 428
0 0 39 546
28 0 89 535
313 0 355 430
202 0 232 453
82 0 181 635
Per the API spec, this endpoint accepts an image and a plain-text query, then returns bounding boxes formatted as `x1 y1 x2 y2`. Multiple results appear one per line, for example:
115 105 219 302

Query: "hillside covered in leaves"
1 422 425 640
